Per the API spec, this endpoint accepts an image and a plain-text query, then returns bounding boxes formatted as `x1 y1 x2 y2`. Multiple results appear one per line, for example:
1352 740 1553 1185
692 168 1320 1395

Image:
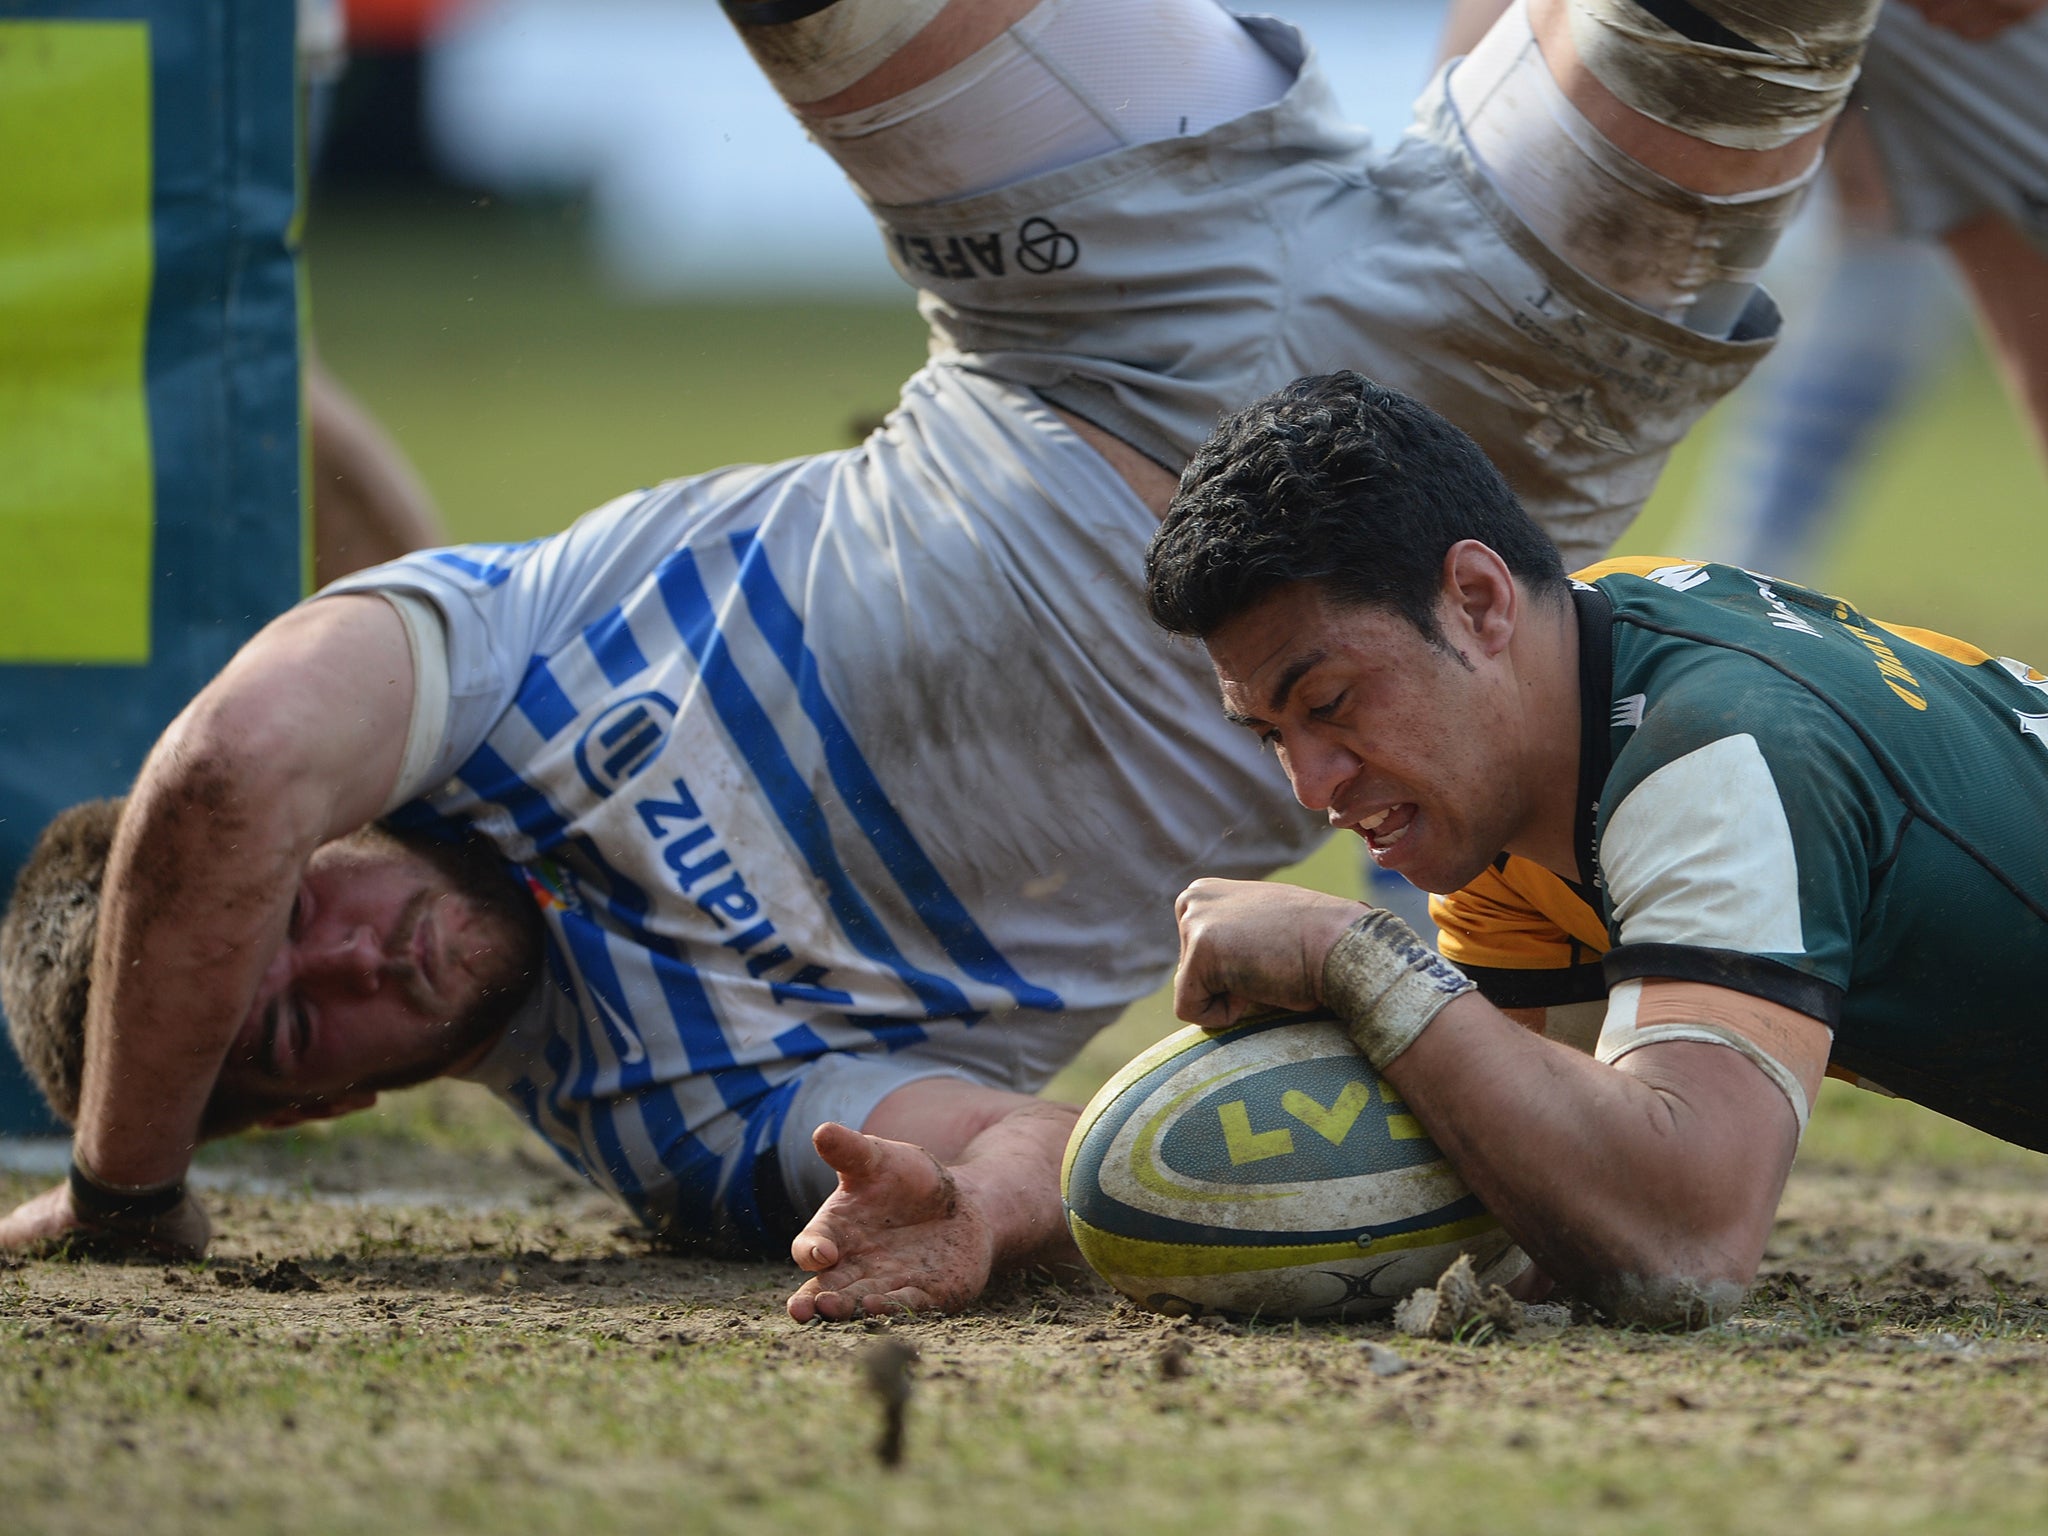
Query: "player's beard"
364 820 548 1064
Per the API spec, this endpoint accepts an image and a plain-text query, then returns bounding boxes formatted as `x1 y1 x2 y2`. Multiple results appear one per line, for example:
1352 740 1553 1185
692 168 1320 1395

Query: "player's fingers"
851 1277 937 1318
1182 993 1246 1031
810 1282 884 1322
1171 934 1240 1029
788 1265 866 1322
812 1121 884 1186
811 1269 921 1314
862 1284 937 1316
792 1229 841 1273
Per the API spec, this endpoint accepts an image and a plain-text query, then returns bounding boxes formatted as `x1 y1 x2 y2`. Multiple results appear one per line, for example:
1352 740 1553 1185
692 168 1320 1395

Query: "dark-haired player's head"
1146 372 1576 896
1146 370 1567 643
1 800 545 1135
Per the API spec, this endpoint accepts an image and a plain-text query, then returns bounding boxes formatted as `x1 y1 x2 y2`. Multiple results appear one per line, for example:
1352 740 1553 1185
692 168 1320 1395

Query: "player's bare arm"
0 596 416 1258
787 1078 1080 1321
1174 877 1831 1327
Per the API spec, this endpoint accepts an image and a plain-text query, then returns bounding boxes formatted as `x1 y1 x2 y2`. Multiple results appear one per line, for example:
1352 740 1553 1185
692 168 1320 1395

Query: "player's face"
213 830 540 1122
1207 581 1530 895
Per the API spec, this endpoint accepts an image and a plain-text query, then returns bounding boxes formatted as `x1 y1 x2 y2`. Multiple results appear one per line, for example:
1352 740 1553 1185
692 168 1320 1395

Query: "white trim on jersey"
1601 732 1807 956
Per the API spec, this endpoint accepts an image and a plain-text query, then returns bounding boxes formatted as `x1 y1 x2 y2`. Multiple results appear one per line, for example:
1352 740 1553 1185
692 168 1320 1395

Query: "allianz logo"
631 773 853 1011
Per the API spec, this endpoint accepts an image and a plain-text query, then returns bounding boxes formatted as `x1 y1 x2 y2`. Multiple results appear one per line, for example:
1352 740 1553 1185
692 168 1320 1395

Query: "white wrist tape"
725 0 950 107
1322 910 1477 1071
1566 0 1884 152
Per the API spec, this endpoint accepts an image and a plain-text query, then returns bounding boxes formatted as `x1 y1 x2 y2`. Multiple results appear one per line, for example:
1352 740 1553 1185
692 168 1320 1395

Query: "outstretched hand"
0 1180 210 1261
787 1123 998 1322
1172 878 1368 1029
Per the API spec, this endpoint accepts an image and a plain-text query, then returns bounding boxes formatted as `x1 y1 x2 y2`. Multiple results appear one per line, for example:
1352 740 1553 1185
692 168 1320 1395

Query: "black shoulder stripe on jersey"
722 0 843 26
1829 1045 2048 1155
1613 614 2048 929
1571 585 1616 891
1867 803 1913 888
1463 962 1609 1010
1603 942 1843 1025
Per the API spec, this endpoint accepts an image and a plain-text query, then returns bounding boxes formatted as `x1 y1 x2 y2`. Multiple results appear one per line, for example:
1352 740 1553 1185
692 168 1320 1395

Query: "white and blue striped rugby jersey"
324 363 1326 1250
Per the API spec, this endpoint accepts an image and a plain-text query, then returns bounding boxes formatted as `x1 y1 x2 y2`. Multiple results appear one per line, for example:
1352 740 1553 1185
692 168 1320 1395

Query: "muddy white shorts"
868 16 1780 568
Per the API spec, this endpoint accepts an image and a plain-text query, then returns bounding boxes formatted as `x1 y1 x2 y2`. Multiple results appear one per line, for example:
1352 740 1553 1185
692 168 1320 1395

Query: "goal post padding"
0 0 305 1132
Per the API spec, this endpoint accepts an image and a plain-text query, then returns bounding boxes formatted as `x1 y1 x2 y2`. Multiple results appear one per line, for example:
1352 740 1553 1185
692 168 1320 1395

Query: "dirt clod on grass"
1392 1252 1526 1341
860 1336 919 1467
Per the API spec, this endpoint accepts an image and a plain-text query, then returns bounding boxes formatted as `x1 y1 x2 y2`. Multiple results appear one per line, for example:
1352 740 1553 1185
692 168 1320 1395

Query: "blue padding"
0 0 304 1133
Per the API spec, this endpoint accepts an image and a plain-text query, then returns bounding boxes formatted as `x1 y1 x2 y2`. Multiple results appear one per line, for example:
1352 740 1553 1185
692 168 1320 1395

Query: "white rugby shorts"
865 17 1780 568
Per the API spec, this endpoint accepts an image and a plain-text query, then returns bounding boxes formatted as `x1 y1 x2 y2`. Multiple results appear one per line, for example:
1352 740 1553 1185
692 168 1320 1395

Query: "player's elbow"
1561 1051 1795 1329
1581 1257 1752 1331
160 674 297 780
137 713 285 842
1538 1162 1774 1330
1557 1205 1766 1331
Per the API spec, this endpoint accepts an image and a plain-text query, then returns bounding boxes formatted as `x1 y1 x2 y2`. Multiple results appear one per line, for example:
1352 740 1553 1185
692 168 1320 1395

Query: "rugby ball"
1061 1011 1521 1319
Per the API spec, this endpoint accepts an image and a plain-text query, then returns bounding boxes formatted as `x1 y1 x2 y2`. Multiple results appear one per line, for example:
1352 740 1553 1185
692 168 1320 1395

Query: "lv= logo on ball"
1062 1012 1524 1320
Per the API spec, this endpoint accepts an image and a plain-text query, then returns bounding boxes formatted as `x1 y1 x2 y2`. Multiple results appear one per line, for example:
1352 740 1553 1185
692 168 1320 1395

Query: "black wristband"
67 1159 187 1225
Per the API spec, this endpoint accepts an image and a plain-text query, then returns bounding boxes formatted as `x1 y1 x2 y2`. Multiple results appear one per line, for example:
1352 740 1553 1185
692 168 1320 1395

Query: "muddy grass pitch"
5 1107 2048 1536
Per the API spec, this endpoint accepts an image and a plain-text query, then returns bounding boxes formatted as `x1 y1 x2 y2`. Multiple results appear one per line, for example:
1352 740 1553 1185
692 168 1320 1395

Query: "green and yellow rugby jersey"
1433 557 2048 1150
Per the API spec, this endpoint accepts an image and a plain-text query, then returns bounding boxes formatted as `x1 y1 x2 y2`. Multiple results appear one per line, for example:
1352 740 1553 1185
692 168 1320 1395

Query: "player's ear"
1440 540 1516 657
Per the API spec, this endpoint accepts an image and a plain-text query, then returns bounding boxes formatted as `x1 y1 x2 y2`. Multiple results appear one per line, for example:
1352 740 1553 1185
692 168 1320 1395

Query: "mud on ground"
4 1147 2048 1536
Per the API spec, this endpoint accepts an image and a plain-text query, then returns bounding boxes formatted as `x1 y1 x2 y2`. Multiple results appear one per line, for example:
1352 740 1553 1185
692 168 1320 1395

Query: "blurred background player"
1667 122 1969 579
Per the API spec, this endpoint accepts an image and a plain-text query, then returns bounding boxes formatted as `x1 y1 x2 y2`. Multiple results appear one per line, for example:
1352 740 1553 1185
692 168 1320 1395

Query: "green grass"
1798 1080 2048 1176
308 196 929 544
6 1203 2048 1536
